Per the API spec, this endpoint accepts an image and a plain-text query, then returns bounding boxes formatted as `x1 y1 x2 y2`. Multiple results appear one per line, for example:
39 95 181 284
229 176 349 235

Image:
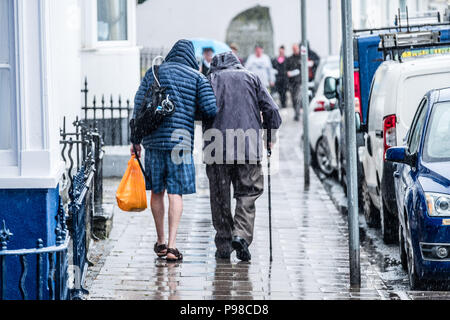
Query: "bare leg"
167 194 183 251
151 190 166 245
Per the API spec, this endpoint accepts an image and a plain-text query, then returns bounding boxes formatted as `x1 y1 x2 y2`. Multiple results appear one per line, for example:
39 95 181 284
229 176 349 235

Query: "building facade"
353 0 449 30
0 0 139 299
80 0 140 101
136 0 343 58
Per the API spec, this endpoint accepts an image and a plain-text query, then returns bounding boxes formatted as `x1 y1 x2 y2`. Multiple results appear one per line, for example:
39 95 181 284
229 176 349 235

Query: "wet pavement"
85 109 444 300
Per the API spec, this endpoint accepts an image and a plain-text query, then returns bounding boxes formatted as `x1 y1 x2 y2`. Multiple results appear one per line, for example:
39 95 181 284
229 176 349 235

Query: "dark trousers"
206 164 264 252
289 83 301 118
274 82 287 109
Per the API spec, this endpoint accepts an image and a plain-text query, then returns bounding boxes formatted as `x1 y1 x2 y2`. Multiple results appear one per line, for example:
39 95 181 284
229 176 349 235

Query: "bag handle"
133 145 151 185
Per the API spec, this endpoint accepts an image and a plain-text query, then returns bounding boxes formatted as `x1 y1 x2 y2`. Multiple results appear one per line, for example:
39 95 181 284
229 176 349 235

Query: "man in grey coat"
204 51 282 261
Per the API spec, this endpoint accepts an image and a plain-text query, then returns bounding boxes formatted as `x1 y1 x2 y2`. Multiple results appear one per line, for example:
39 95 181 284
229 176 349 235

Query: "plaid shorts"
144 149 196 195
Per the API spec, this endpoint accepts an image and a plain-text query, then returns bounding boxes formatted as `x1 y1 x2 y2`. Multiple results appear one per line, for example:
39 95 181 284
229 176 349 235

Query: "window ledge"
81 45 140 54
0 162 65 189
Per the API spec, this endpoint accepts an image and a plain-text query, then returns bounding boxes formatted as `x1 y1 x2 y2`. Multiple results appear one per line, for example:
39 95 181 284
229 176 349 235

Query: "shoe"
166 248 183 263
154 242 168 258
294 115 300 122
232 236 251 262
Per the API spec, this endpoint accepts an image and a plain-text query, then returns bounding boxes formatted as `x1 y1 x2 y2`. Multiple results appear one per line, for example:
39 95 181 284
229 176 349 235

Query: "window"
0 0 17 166
408 99 428 155
97 0 128 42
424 102 450 162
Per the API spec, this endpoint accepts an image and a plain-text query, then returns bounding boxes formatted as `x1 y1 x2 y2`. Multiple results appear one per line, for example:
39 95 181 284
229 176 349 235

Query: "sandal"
154 243 168 257
166 248 183 262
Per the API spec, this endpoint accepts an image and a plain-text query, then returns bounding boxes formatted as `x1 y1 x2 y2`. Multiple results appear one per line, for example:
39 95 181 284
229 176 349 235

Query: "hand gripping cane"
267 129 273 263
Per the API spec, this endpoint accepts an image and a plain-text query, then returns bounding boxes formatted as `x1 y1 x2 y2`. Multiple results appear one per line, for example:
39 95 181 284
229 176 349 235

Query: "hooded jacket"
205 52 282 163
133 40 217 151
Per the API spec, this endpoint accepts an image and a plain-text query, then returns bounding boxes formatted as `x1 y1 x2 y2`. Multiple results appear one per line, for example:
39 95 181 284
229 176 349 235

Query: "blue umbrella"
189 38 232 59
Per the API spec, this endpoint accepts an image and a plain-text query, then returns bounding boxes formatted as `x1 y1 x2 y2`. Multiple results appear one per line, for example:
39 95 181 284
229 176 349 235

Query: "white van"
361 54 450 243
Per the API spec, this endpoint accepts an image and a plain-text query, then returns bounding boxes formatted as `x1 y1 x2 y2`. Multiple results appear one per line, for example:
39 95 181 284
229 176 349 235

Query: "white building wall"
80 0 140 105
1 0 141 188
0 0 72 188
47 0 82 132
136 0 342 58
353 0 448 30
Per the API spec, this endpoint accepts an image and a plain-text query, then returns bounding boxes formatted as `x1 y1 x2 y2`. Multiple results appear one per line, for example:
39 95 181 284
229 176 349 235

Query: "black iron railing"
60 117 104 208
60 117 104 299
81 78 133 146
0 202 70 300
0 112 105 300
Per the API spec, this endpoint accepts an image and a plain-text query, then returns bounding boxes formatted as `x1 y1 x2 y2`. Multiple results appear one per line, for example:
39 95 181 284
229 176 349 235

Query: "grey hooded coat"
205 52 282 163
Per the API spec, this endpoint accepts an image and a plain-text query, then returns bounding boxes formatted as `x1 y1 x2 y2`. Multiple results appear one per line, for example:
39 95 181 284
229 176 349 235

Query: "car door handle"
375 130 383 138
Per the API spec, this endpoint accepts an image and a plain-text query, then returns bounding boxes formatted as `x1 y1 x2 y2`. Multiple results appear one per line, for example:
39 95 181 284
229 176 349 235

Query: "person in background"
286 43 302 121
272 45 288 109
205 51 282 262
308 43 321 82
245 44 275 90
229 43 244 64
200 47 214 77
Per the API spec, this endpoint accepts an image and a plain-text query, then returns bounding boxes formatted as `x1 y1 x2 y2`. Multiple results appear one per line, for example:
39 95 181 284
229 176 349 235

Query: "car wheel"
380 195 399 244
406 222 425 290
310 146 318 168
399 225 408 272
315 138 334 176
362 180 380 228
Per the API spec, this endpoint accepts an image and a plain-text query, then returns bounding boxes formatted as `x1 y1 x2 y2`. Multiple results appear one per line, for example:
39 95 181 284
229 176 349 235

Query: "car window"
366 75 376 129
406 98 426 144
408 100 428 155
423 101 450 162
400 72 450 138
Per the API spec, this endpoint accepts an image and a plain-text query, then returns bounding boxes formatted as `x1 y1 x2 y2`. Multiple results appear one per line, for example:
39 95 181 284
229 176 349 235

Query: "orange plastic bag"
116 156 148 212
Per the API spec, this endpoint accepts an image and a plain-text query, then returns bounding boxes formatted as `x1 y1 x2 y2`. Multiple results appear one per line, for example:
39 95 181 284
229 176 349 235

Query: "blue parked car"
386 87 450 289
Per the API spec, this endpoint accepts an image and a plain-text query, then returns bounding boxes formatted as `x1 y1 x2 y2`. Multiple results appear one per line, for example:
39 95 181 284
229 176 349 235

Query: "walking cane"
267 130 273 263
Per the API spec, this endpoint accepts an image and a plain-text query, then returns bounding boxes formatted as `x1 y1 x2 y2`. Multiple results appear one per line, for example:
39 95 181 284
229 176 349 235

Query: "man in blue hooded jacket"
131 40 217 262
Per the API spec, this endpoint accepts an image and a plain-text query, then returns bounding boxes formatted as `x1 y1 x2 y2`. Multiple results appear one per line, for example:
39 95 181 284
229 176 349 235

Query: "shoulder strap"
153 64 160 83
140 65 161 111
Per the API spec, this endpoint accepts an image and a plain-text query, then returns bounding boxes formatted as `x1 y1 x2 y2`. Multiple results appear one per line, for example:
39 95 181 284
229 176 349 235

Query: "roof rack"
353 22 450 34
354 7 449 34
378 30 450 62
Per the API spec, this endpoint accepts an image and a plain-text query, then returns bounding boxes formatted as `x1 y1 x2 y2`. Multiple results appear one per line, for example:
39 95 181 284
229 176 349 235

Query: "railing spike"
0 221 13 250
36 239 44 300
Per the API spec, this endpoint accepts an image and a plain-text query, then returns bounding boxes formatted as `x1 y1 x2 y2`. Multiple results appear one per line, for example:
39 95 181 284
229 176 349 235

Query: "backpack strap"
141 65 160 112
